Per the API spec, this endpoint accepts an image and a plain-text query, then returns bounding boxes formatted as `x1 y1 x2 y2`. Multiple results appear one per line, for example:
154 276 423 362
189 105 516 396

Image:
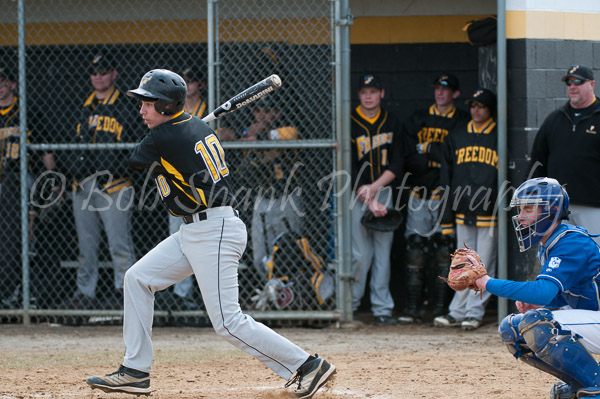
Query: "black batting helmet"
127 69 187 115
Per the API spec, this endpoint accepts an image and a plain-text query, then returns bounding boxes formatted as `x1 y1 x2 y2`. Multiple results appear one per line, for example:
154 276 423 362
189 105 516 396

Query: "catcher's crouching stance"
475 178 600 399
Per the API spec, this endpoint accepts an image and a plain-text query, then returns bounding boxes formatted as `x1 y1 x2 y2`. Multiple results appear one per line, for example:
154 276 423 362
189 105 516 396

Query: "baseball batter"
86 69 335 398
475 177 600 399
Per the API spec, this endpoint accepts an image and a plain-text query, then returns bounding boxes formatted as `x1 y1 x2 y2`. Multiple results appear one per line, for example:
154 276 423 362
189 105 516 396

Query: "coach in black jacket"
529 64 600 241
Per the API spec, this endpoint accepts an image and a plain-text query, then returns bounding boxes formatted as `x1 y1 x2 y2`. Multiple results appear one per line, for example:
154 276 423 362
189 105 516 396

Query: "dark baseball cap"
561 64 594 82
466 88 497 110
180 67 203 82
359 74 382 89
90 53 114 74
432 74 459 91
0 66 15 81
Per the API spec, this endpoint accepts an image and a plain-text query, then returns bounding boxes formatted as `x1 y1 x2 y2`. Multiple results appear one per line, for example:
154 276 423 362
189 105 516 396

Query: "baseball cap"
90 53 114 74
358 74 382 89
180 67 203 83
432 74 460 91
0 66 15 81
466 88 496 110
561 65 594 82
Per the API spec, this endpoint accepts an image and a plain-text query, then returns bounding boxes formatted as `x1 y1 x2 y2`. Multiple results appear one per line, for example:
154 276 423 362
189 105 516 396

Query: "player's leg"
70 183 102 304
509 309 600 394
187 213 309 378
461 225 497 330
436 224 476 325
552 309 600 354
100 187 136 296
400 196 429 323
431 232 454 317
121 232 192 372
369 229 395 321
350 201 373 314
499 312 581 398
86 223 192 395
398 232 427 323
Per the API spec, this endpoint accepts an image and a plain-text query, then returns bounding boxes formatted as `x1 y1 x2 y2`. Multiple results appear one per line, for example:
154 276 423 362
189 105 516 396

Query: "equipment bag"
463 16 497 47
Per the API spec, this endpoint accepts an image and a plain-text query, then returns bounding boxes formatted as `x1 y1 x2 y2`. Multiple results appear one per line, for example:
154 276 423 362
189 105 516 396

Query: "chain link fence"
0 0 341 326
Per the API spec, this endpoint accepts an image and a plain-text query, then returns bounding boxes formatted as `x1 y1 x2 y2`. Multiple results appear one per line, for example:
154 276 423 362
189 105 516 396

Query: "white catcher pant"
122 206 309 379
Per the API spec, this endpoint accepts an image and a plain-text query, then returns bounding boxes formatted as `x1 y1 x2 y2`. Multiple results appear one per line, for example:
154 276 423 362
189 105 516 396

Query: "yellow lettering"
456 148 465 164
492 151 498 168
418 128 427 143
465 147 472 162
485 148 492 164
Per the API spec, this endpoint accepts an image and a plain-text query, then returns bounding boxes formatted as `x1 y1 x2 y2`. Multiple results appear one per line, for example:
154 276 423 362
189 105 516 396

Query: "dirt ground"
0 319 559 399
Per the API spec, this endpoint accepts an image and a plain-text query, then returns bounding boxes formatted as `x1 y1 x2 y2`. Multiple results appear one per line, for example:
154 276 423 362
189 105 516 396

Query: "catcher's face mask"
510 177 569 252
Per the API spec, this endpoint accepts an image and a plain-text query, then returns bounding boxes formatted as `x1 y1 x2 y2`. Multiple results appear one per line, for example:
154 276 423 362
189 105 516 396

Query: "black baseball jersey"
129 111 236 216
403 104 470 197
185 98 208 118
68 87 138 188
0 96 31 181
441 118 498 226
351 106 404 188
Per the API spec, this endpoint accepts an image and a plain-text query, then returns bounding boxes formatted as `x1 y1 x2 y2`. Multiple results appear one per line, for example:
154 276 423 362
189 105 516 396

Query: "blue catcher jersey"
537 223 600 310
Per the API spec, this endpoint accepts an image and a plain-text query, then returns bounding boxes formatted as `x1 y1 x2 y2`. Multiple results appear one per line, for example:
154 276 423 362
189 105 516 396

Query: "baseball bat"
202 74 282 123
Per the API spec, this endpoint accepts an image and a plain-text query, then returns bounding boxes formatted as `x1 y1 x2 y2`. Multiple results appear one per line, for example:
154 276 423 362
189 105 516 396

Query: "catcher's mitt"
439 243 487 294
360 208 404 232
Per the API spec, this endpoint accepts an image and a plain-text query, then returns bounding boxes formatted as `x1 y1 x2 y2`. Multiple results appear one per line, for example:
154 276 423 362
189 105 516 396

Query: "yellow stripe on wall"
0 18 330 46
1 15 489 46
507 10 600 40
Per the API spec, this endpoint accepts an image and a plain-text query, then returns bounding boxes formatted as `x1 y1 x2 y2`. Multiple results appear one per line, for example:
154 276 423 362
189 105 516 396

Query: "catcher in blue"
475 177 600 399
85 69 335 398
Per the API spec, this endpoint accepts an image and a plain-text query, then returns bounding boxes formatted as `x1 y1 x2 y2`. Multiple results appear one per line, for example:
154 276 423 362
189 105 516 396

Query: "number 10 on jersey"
194 134 230 183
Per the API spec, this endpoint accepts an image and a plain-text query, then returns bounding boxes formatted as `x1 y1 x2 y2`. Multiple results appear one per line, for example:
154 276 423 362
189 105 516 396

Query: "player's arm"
477 277 560 306
357 123 404 202
129 133 160 170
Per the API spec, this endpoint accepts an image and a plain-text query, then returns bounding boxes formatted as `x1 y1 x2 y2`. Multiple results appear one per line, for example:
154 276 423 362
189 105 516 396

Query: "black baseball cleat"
86 364 151 396
285 354 336 399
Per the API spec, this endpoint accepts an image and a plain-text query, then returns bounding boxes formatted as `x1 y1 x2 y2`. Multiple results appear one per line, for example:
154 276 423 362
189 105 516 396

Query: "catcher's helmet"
510 177 570 252
127 69 186 116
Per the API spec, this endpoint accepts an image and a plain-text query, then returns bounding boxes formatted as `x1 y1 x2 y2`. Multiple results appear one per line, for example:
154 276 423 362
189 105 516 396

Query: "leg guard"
518 309 600 390
404 235 428 317
499 313 586 390
431 233 455 316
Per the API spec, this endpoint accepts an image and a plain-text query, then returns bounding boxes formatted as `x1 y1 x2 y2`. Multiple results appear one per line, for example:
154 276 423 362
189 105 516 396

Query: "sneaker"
433 314 461 327
396 314 415 324
86 365 151 395
285 354 336 399
373 315 398 325
461 317 482 331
